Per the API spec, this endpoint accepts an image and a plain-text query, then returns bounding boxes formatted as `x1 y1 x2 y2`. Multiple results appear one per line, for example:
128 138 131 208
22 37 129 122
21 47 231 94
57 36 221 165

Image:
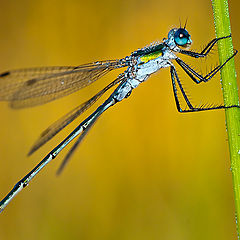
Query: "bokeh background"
0 0 239 239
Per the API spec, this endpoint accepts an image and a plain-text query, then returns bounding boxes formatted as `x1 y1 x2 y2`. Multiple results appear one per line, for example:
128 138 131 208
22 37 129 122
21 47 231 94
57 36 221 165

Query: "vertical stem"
212 0 240 236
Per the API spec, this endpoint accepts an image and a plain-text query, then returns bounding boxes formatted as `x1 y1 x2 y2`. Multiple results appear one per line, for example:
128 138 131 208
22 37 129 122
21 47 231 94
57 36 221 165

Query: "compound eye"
174 28 191 47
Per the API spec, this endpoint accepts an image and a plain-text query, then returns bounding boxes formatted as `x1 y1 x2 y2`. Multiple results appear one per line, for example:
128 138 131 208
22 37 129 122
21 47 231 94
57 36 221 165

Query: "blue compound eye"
174 28 191 47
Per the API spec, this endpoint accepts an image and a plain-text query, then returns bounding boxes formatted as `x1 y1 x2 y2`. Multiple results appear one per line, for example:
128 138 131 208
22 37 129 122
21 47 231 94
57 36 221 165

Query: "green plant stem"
212 0 240 235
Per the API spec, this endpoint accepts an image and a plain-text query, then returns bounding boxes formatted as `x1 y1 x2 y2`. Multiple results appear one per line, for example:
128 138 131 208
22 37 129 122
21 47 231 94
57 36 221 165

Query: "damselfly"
0 26 238 212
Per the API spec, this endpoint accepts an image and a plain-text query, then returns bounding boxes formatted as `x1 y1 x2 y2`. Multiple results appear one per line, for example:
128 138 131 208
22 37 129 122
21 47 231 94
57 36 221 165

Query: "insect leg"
175 49 238 84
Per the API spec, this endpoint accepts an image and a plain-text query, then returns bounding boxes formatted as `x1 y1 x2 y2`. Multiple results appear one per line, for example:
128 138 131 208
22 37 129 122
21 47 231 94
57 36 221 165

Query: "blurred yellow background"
0 0 239 239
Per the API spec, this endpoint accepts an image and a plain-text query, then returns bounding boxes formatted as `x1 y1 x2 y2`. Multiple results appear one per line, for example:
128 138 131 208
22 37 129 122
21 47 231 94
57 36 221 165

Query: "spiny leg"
175 49 238 84
178 35 232 58
170 66 194 112
170 66 239 112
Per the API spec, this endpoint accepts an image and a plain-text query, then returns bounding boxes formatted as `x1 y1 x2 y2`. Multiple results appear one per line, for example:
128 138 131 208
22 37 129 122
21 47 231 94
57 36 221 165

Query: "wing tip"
27 145 38 156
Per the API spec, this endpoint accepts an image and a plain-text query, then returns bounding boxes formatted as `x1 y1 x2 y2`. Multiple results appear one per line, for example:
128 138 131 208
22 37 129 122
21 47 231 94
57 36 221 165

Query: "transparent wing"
0 59 127 108
28 73 125 155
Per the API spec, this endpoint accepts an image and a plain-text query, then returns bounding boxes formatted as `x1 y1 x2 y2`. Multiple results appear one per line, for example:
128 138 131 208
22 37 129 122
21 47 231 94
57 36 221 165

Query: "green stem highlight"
212 0 240 236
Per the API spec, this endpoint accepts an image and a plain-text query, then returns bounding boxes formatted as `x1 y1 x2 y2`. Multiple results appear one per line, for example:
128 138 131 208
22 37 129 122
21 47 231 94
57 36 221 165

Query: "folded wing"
0 60 127 108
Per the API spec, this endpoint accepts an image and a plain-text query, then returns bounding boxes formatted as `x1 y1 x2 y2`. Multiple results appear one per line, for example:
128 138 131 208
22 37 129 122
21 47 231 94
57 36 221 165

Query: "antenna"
184 18 188 29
